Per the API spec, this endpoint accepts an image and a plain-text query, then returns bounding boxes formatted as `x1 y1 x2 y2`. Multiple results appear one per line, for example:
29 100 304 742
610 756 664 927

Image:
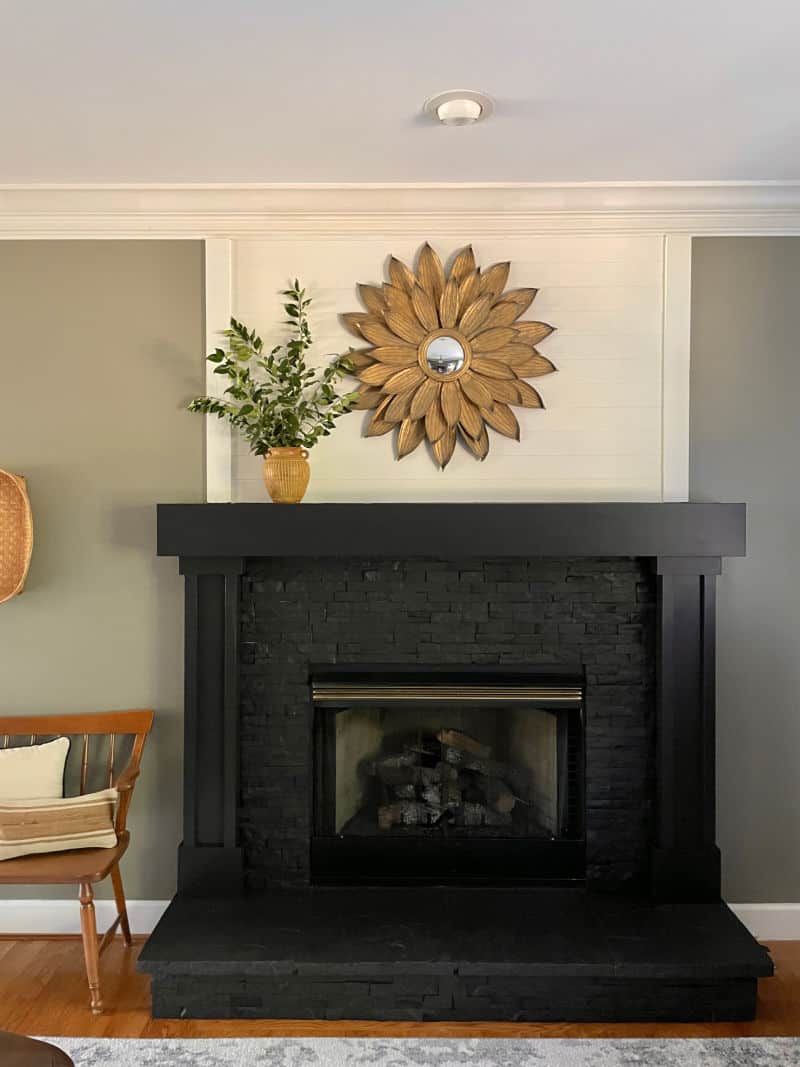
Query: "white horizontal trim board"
0 900 796 939
0 899 168 936
1 182 800 237
729 904 800 942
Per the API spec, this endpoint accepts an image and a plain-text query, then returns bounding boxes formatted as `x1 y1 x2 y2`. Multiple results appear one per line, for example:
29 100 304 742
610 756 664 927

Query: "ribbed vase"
262 447 311 504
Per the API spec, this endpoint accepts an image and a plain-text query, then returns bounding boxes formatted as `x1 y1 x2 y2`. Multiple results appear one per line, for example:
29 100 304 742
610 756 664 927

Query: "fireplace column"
177 556 244 894
652 556 721 900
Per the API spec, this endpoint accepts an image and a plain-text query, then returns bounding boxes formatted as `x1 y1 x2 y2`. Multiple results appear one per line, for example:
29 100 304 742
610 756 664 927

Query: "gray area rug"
43 1037 800 1066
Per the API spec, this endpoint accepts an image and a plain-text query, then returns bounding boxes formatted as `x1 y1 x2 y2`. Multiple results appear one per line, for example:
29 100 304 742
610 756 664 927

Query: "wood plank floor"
0 937 797 1039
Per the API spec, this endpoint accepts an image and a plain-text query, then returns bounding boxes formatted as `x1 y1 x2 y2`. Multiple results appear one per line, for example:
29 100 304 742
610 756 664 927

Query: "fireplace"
139 503 773 1022
311 667 584 885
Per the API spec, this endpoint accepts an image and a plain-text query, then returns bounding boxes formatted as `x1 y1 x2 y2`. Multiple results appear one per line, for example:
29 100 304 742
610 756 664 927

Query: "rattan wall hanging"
342 243 557 468
0 470 33 603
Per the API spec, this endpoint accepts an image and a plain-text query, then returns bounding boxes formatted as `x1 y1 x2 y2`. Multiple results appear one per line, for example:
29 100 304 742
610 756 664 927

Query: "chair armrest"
114 767 140 793
113 763 141 834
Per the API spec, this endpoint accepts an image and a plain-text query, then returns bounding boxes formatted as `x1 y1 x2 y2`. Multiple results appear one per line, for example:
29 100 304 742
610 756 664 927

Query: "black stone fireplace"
139 503 773 1022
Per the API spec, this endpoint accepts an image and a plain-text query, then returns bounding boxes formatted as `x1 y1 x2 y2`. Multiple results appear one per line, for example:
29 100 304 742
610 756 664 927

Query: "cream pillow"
0 788 118 861
0 736 70 800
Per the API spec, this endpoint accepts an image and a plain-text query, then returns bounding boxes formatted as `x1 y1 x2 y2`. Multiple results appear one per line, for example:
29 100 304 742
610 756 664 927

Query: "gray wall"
691 237 800 902
0 241 204 900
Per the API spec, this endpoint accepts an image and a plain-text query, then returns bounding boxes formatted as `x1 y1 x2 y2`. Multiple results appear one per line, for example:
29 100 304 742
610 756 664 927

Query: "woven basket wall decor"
0 469 33 603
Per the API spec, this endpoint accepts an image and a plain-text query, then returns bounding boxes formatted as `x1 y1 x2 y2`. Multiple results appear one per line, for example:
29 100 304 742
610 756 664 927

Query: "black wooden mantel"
157 502 746 900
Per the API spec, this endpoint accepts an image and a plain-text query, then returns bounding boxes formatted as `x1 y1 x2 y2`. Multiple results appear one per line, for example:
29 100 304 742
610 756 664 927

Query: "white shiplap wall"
229 235 669 503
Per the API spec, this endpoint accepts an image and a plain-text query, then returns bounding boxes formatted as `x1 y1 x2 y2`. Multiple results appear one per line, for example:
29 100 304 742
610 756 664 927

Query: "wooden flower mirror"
342 243 557 468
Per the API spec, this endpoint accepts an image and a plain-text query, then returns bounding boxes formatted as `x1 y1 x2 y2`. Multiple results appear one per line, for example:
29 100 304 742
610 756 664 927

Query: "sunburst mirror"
342 243 557 468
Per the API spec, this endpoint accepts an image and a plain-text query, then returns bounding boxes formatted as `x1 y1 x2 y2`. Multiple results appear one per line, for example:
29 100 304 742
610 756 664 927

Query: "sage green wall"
0 241 204 900
691 237 800 902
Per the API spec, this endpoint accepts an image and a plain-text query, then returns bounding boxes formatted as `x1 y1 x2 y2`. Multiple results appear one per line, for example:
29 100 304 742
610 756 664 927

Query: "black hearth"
139 503 773 1022
311 667 585 885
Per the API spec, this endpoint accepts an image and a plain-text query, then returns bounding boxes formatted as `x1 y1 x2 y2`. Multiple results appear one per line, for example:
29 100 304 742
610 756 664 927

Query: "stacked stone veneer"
239 556 656 891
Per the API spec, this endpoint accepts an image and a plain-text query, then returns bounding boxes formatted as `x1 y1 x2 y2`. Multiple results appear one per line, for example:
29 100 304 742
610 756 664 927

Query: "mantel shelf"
156 502 746 560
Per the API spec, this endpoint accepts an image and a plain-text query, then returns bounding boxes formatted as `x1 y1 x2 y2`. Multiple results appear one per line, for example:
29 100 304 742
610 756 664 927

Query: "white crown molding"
1 182 800 238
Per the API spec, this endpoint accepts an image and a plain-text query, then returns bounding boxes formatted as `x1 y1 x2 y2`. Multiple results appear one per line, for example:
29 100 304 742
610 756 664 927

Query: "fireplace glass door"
311 668 584 885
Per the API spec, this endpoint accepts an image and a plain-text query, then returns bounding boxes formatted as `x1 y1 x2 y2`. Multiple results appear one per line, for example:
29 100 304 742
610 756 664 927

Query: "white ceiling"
2 0 799 184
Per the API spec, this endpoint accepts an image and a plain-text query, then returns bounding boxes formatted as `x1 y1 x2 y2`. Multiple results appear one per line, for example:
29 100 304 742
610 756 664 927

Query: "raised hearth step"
138 888 772 1022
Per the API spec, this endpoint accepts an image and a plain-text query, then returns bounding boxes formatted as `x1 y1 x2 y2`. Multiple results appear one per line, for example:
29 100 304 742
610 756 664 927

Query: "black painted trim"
178 556 244 893
157 503 746 559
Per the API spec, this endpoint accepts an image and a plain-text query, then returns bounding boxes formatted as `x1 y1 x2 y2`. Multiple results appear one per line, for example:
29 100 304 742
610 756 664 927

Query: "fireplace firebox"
312 668 584 885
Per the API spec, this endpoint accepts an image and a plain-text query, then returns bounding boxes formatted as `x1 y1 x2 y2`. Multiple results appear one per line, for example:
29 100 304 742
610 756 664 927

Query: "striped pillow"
0 788 118 861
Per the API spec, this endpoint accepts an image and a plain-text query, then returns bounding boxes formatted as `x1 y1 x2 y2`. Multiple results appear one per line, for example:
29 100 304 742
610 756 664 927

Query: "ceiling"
2 0 799 184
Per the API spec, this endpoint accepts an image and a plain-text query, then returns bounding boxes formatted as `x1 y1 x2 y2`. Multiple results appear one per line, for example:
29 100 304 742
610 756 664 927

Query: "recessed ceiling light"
423 90 494 127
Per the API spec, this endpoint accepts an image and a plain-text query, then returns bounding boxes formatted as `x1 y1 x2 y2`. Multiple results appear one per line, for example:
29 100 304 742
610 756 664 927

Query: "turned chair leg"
110 862 132 946
79 881 103 1014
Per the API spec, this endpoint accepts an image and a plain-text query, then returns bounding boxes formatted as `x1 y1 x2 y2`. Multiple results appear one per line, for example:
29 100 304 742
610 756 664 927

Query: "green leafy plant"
189 281 358 454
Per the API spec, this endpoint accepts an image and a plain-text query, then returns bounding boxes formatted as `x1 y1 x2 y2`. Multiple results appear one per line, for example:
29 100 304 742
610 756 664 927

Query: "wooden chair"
0 709 154 1013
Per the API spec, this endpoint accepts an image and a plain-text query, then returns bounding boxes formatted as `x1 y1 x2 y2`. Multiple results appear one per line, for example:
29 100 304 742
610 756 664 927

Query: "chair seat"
0 831 129 885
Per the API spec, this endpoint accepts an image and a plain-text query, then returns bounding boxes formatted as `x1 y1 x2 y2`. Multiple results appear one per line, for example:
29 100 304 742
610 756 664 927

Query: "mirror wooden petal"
409 376 439 420
459 370 494 409
481 376 521 404
439 279 460 329
411 285 440 332
492 343 534 366
514 352 558 377
341 312 372 338
385 388 416 422
358 362 397 386
514 321 555 346
397 417 426 458
345 347 377 371
383 284 414 314
383 365 425 394
441 380 461 426
385 309 427 345
360 319 408 348
459 294 493 338
472 356 517 380
433 427 457 469
365 397 396 436
480 261 511 298
481 301 522 330
501 288 538 316
425 392 447 442
458 393 483 438
369 345 418 365
358 284 387 318
515 380 545 407
461 424 489 461
459 270 482 309
449 245 476 285
482 402 520 440
471 327 518 353
417 243 446 304
388 256 416 294
352 384 385 410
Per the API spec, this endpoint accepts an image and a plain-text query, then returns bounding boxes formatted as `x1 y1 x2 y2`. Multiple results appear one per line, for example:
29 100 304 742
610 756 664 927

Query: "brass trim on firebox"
312 684 583 704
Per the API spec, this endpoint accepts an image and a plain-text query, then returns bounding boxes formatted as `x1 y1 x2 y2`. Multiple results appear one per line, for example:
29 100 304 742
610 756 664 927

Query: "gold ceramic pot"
262 447 311 504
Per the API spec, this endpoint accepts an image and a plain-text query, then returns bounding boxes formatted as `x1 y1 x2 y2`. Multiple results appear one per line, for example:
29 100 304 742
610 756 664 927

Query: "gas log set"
367 727 535 834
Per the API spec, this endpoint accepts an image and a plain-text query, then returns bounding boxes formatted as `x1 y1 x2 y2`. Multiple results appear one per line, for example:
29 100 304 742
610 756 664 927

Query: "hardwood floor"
0 937 797 1039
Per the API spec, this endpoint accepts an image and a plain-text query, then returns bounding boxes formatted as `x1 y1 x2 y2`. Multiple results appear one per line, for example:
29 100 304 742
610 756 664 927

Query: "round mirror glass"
424 335 466 376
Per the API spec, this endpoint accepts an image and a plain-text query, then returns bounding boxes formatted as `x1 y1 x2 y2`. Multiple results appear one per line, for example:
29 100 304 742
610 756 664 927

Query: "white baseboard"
0 899 169 935
729 903 800 941
0 899 797 940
